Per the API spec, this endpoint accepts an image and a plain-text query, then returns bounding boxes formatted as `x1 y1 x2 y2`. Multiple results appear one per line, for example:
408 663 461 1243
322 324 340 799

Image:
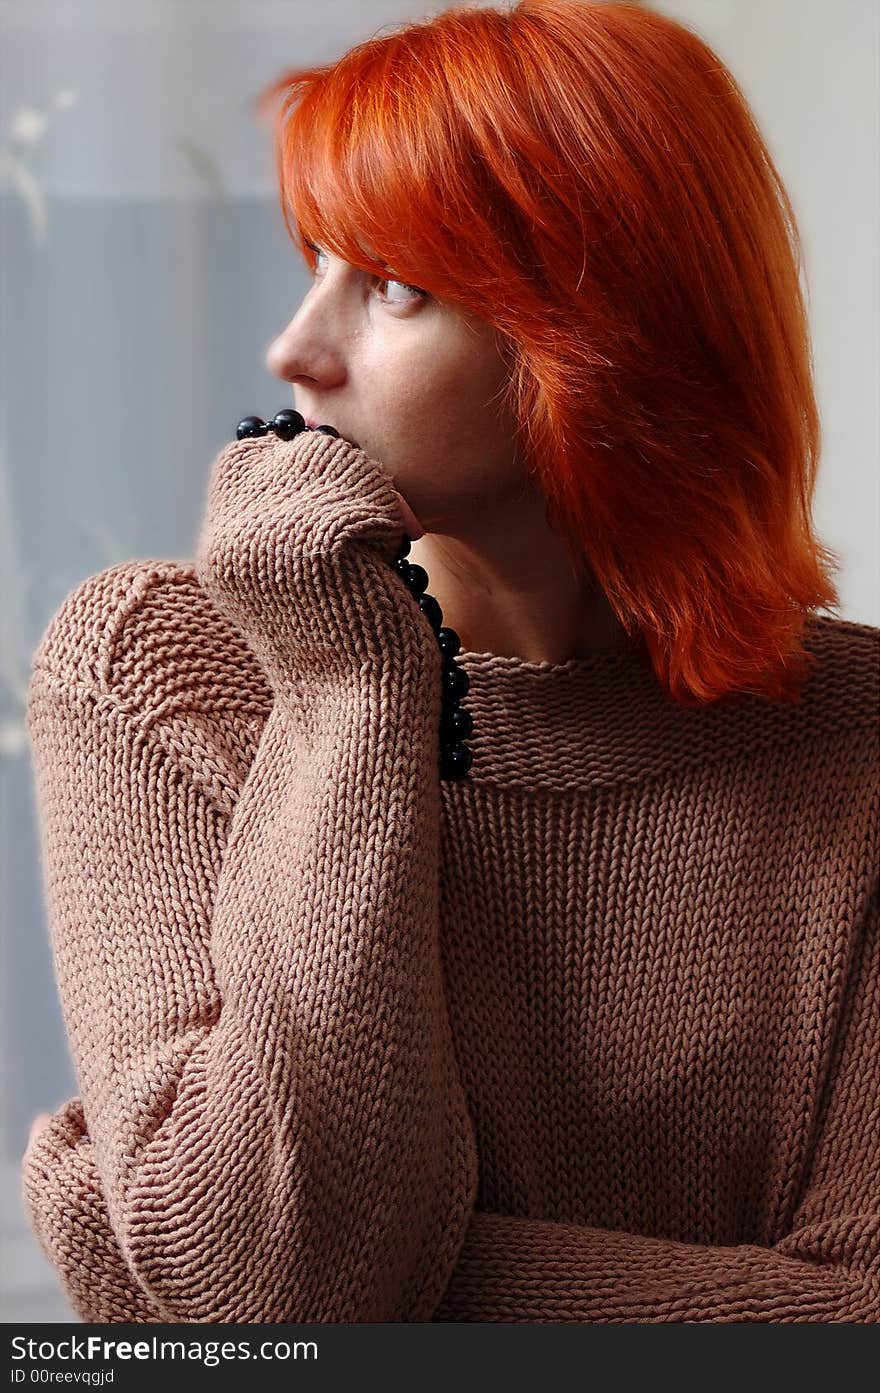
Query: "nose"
264 306 315 380
264 323 297 379
264 273 348 388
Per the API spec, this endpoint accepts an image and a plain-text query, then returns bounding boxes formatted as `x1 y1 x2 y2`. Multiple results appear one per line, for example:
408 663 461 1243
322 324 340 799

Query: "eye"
304 239 326 275
375 275 429 305
304 239 428 305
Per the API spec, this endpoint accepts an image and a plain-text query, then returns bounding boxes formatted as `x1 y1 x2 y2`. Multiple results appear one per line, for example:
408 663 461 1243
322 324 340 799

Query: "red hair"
254 0 842 706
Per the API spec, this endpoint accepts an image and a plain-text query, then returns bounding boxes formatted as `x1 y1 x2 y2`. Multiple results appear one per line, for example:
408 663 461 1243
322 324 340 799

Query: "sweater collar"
453 639 663 792
451 620 840 793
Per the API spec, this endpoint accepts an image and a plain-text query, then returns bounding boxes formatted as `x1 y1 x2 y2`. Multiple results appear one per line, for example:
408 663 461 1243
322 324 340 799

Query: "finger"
393 491 425 541
26 1112 52 1153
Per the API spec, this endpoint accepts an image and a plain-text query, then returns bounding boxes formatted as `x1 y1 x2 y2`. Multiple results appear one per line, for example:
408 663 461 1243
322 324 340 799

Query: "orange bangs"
253 1 842 706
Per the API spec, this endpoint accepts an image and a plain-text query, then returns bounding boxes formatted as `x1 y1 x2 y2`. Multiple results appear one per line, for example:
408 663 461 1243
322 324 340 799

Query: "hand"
195 427 433 675
392 490 425 541
23 1111 52 1163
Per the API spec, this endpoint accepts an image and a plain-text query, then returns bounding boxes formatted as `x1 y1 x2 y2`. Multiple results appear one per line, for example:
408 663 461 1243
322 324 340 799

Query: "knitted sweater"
21 428 879 1324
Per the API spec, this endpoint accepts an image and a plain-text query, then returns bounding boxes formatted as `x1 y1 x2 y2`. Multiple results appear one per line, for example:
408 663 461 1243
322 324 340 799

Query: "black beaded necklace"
236 410 474 781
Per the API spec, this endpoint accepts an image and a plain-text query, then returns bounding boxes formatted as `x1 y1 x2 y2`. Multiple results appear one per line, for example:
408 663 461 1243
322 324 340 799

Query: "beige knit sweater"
21 428 879 1323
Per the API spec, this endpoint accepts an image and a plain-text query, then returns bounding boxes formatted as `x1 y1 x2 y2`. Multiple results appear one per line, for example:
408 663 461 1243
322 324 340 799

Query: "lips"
297 406 362 450
305 416 347 440
306 417 360 449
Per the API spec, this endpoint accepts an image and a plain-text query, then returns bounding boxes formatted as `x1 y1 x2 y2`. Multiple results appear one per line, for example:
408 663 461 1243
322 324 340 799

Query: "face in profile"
264 241 540 538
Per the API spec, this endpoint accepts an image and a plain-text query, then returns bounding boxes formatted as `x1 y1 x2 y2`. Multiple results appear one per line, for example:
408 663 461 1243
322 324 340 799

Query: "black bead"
270 409 306 440
418 593 443 631
315 424 340 437
442 665 470 702
440 743 473 780
401 561 429 596
440 705 473 741
236 415 268 440
382 538 473 779
437 626 461 661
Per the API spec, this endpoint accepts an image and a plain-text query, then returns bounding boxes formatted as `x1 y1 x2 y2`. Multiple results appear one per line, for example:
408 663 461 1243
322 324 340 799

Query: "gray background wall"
1 0 877 1322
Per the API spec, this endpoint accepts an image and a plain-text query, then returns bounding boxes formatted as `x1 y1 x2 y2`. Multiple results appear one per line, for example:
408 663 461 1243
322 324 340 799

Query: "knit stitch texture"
21 429 880 1322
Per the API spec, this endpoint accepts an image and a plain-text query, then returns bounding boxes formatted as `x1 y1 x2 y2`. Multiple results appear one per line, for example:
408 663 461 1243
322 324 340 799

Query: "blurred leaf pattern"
1 84 229 761
0 90 79 245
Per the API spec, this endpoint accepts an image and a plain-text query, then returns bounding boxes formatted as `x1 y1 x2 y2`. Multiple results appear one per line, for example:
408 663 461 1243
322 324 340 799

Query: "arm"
433 883 880 1322
28 854 878 1327
22 428 478 1324
22 1100 166 1324
28 882 877 1327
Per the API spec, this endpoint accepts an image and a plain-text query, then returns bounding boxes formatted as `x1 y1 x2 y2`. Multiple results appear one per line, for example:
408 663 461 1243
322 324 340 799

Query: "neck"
405 489 633 665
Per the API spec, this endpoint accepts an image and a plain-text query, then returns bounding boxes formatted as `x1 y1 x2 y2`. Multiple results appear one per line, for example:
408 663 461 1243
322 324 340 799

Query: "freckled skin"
264 249 630 662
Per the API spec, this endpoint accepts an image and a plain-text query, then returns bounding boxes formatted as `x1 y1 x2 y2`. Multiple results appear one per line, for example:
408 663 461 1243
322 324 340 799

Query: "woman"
22 0 878 1322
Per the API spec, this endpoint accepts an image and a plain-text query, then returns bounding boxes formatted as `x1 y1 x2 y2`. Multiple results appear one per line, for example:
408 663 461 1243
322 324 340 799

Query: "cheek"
365 327 522 514
392 340 514 453
392 406 525 525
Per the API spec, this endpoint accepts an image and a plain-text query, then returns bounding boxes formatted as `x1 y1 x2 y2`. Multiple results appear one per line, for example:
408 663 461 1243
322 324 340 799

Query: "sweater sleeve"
21 1099 167 1324
433 880 880 1323
26 880 878 1325
21 428 478 1324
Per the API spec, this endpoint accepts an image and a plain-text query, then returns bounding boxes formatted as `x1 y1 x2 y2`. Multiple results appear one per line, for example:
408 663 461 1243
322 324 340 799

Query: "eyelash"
304 240 428 302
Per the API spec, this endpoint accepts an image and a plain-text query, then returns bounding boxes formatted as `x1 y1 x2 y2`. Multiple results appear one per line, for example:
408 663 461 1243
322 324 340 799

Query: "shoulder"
30 557 270 707
800 612 878 730
652 611 878 799
765 613 878 839
28 559 272 797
